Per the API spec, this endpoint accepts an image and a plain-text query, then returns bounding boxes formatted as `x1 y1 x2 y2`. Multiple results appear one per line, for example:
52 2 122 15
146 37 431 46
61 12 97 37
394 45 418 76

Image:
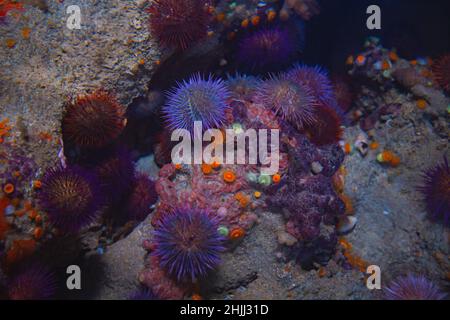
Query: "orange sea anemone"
369 141 379 150
3 183 14 195
416 99 428 110
202 163 213 175
223 170 236 183
235 192 250 208
377 150 394 163
272 174 281 184
229 227 245 240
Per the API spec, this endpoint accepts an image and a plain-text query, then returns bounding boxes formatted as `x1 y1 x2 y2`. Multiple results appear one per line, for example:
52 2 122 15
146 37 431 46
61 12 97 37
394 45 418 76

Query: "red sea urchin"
126 173 158 222
418 157 450 227
432 54 450 94
38 166 103 233
8 264 57 300
148 0 211 50
62 91 126 149
384 274 446 300
152 206 225 282
304 103 343 146
331 74 354 112
287 64 336 106
255 74 316 130
95 147 135 201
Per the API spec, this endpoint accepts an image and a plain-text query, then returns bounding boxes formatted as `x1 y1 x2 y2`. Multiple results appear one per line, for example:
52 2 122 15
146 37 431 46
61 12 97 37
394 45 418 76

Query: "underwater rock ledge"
0 0 161 169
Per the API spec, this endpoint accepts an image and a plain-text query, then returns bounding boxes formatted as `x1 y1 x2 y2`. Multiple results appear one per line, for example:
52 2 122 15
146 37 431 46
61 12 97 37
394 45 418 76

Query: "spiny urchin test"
162 74 231 133
152 206 225 282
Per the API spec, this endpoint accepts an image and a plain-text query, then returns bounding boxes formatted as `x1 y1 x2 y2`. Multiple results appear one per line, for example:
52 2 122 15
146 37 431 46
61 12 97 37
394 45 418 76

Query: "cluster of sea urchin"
62 90 126 149
163 73 231 134
152 206 225 281
384 274 447 300
38 165 103 233
148 0 211 50
417 156 450 227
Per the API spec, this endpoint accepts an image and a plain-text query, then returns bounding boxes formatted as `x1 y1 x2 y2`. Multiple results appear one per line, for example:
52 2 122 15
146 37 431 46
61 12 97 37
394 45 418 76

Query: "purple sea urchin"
126 173 158 222
417 157 450 227
8 264 57 300
384 274 447 300
152 207 225 281
148 0 211 50
95 147 135 201
237 26 300 72
287 64 336 106
62 90 126 149
255 74 316 130
38 166 103 233
163 74 231 133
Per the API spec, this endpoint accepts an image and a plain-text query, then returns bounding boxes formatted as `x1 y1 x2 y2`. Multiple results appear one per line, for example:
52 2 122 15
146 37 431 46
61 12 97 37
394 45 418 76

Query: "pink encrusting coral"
154 162 260 232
